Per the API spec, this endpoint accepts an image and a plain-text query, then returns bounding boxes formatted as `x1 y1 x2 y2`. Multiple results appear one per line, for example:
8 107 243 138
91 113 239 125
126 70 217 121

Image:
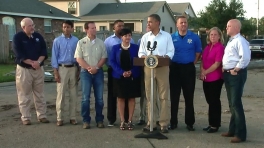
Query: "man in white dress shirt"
221 19 251 143
138 14 174 133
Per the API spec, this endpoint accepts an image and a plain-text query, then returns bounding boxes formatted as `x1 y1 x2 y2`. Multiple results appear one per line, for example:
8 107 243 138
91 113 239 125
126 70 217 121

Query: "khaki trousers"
144 66 169 127
139 67 160 121
56 66 78 121
16 65 47 121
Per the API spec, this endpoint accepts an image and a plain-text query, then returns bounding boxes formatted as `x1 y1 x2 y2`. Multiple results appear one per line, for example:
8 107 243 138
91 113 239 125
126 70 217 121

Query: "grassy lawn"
0 64 16 83
102 64 108 72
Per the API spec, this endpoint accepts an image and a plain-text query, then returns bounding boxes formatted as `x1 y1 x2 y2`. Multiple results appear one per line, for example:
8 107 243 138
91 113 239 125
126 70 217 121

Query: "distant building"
0 0 78 48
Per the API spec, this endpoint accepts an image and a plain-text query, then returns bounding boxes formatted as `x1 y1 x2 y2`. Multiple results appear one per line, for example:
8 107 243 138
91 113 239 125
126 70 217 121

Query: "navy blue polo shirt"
171 30 202 64
12 31 48 68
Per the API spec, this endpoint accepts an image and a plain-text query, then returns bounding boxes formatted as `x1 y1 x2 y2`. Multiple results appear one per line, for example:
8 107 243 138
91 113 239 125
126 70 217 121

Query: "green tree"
258 17 264 35
240 19 257 37
195 0 245 31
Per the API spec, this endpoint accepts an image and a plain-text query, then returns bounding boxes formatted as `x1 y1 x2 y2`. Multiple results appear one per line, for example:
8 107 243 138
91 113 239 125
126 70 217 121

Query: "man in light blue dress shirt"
51 20 79 126
104 20 134 126
221 19 251 143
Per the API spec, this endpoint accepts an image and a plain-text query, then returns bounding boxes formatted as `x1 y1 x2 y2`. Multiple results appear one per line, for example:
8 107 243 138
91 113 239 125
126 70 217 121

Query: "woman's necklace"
121 43 130 50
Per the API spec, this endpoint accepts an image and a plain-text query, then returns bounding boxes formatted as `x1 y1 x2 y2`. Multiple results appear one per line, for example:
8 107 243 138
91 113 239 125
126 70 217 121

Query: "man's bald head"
20 18 35 36
226 19 241 37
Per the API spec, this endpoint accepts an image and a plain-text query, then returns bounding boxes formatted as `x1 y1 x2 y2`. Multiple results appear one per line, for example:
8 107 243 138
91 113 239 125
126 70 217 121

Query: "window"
44 19 52 33
99 26 107 31
75 26 83 32
170 27 173 33
68 2 77 14
2 16 16 41
162 26 165 31
162 6 164 12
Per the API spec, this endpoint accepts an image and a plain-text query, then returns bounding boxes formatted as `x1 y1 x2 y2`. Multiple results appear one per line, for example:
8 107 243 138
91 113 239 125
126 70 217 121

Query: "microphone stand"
134 41 168 140
148 43 155 132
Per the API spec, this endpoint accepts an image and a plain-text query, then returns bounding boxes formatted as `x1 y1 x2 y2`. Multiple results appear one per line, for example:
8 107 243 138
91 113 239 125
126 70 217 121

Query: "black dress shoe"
142 125 157 132
203 126 211 131
168 124 177 130
207 127 219 133
186 125 195 131
161 126 169 133
136 120 145 125
156 121 160 126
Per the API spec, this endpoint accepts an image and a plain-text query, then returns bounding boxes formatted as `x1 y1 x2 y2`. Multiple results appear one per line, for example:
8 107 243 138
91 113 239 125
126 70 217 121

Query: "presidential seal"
144 55 158 68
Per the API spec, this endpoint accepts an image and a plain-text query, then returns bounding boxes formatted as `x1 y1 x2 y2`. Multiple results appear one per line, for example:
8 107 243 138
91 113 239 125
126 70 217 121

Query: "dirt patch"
47 104 56 109
0 104 17 112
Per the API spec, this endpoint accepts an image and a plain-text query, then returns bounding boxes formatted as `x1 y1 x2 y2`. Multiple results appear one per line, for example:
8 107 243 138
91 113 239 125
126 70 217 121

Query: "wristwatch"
234 69 238 72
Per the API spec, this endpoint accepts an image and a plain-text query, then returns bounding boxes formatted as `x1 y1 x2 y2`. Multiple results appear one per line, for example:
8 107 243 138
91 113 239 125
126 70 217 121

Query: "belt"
59 64 75 68
223 68 234 73
223 68 247 73
171 62 194 65
24 66 36 70
18 65 36 70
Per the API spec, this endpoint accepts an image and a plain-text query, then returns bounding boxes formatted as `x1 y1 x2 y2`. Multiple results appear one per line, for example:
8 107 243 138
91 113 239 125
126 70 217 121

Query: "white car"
249 39 264 53
44 72 54 82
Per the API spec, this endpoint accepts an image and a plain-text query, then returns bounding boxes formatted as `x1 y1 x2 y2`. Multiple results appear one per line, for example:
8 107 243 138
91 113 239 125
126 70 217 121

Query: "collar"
150 29 162 35
111 33 121 39
209 42 222 47
61 33 72 38
175 30 191 37
85 36 96 42
230 33 240 40
23 31 34 39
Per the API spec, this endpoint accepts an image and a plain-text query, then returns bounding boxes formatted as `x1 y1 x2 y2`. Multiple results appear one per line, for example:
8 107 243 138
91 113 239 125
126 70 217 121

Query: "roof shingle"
80 2 171 21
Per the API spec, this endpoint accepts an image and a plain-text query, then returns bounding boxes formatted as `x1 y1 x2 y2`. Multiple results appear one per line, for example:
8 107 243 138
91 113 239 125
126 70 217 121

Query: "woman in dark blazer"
109 28 141 130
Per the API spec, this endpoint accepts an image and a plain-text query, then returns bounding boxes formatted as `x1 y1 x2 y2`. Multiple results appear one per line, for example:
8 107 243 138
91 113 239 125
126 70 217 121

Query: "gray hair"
20 18 33 28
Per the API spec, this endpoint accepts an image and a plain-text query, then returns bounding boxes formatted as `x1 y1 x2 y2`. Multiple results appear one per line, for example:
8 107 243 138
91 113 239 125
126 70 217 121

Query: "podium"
133 56 170 140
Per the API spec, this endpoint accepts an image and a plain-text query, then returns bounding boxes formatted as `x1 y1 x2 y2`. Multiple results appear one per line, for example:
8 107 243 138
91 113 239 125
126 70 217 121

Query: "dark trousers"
107 67 129 123
203 79 224 127
169 62 196 126
223 69 247 141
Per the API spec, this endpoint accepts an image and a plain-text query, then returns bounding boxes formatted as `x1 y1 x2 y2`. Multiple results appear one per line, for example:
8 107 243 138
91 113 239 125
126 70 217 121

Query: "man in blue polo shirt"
169 16 202 131
13 17 49 125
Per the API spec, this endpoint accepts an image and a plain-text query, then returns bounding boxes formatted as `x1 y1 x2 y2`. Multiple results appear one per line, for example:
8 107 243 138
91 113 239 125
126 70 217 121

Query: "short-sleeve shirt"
202 42 224 82
12 31 48 68
171 30 202 63
74 36 107 67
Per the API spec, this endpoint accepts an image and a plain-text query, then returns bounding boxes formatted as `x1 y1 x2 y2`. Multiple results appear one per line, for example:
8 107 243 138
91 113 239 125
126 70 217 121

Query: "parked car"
249 39 264 54
44 72 54 82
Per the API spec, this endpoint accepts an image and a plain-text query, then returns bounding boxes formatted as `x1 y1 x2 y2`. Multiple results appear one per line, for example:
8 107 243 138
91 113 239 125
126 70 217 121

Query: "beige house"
43 1 196 33
41 0 120 17
168 3 196 18
78 2 176 33
0 0 78 47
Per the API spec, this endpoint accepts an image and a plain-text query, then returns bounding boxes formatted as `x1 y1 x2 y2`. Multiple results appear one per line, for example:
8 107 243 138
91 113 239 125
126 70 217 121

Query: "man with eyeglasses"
12 17 49 125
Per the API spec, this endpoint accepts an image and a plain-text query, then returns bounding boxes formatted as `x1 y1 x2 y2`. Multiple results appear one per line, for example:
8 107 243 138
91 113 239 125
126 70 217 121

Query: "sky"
120 0 264 19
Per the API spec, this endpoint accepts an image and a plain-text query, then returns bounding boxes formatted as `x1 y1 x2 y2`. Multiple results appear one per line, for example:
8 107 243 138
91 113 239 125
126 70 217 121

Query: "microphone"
147 41 151 49
153 41 157 49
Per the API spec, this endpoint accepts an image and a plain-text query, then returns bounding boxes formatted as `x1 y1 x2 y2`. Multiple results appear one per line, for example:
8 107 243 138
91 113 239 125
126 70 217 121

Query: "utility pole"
257 0 259 35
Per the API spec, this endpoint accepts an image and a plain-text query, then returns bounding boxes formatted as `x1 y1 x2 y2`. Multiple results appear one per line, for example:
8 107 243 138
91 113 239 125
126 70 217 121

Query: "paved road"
0 61 263 148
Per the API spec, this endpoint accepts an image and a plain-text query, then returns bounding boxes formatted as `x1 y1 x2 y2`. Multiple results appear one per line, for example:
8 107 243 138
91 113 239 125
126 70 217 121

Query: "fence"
0 24 9 64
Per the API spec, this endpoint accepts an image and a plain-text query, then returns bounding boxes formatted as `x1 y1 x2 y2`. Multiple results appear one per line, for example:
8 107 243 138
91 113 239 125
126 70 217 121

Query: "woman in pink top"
200 27 224 133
